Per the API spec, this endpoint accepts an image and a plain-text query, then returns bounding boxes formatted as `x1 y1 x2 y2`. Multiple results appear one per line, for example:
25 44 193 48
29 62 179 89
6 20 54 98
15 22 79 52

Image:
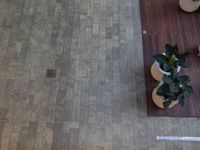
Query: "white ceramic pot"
179 0 200 12
152 87 178 109
151 61 181 81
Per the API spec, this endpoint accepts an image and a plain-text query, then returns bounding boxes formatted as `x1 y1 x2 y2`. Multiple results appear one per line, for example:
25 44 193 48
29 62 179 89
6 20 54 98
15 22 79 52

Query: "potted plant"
152 68 193 109
179 0 200 12
151 44 190 81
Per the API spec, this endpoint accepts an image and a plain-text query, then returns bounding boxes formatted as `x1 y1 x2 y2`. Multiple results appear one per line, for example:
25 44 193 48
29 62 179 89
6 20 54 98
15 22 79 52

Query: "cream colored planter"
151 61 181 81
179 0 200 12
152 87 178 109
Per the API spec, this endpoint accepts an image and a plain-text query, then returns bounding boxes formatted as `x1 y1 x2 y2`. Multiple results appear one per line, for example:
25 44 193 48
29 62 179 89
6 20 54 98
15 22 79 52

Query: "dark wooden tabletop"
140 0 200 117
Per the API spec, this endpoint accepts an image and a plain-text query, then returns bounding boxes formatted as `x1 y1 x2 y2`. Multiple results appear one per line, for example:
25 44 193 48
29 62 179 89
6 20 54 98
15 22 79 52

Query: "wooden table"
140 0 200 117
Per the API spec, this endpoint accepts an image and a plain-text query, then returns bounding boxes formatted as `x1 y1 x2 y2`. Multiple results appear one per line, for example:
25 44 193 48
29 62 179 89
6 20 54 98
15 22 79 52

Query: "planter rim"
154 53 181 75
154 61 181 75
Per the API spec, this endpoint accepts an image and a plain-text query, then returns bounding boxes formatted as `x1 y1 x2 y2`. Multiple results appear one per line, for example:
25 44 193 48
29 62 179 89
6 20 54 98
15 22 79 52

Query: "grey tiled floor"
0 0 200 149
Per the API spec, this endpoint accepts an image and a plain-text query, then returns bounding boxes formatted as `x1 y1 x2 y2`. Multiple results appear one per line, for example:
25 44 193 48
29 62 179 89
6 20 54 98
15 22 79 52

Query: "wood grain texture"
140 0 200 117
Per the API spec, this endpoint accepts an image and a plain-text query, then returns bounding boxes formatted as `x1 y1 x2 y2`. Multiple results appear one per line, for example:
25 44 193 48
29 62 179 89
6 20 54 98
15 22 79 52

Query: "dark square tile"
46 69 56 78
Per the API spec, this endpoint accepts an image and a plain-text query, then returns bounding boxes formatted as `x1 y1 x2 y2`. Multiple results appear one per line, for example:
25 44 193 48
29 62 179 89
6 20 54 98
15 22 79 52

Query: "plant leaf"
157 84 168 96
153 54 168 64
163 101 171 109
178 52 190 59
170 83 179 93
177 58 190 68
182 60 190 68
178 75 190 85
178 95 185 106
163 76 171 84
165 44 174 57
185 85 193 95
170 68 178 79
162 63 171 72
172 44 179 57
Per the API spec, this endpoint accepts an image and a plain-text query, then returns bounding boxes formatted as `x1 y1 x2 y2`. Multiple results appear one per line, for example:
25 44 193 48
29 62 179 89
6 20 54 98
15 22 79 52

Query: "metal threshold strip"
157 136 200 142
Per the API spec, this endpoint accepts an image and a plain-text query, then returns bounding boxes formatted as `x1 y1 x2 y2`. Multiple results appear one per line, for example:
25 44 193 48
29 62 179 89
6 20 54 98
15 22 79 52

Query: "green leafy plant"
153 44 190 72
157 68 193 109
193 0 200 2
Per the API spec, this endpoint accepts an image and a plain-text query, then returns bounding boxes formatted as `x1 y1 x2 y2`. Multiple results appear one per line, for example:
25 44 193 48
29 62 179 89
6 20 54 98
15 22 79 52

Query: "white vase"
152 87 178 109
151 61 181 81
179 0 200 12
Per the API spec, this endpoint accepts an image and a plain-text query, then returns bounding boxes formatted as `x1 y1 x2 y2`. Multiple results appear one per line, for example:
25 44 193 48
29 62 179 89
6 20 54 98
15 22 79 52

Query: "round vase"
152 87 178 109
179 0 200 12
151 61 181 81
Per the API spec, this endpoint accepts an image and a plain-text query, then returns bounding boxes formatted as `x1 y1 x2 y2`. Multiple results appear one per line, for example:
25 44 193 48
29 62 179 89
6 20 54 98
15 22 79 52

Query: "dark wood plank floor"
140 0 200 117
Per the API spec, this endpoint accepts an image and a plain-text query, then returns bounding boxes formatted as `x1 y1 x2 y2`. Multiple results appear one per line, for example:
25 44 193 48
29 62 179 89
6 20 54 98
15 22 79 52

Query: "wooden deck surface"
140 0 200 117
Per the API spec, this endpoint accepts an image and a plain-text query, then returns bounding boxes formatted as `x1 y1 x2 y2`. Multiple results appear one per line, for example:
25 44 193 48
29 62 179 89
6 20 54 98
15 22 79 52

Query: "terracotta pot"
152 87 178 109
179 0 200 12
151 61 181 81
